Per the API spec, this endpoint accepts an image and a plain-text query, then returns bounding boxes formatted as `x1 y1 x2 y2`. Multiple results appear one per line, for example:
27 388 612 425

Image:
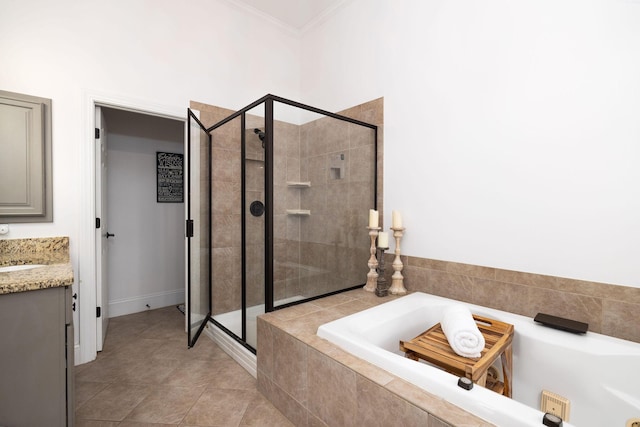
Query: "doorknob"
105 232 115 239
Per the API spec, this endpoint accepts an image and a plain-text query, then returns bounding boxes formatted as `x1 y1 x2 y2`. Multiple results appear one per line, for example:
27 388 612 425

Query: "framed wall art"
156 152 184 203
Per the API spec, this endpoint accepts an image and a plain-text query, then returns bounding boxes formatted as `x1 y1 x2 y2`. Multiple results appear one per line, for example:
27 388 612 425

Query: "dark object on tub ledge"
534 313 588 334
457 376 474 390
542 412 563 427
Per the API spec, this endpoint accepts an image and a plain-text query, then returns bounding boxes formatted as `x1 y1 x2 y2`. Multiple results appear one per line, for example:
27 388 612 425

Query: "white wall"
0 1 300 234
105 110 184 317
301 0 640 288
2 0 638 343
0 0 301 362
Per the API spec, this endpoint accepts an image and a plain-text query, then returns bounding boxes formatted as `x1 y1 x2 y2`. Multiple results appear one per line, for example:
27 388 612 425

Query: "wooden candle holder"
363 227 380 292
389 227 407 295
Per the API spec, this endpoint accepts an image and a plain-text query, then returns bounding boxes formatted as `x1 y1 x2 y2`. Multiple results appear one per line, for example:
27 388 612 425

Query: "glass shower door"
185 95 377 353
208 113 245 346
271 98 377 307
186 109 211 347
243 105 266 349
206 101 267 352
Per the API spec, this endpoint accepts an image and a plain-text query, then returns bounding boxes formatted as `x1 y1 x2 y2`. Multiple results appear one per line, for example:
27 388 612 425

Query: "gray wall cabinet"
0 90 53 222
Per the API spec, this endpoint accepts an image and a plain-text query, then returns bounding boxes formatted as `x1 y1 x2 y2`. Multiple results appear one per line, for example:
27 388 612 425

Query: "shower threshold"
212 295 304 348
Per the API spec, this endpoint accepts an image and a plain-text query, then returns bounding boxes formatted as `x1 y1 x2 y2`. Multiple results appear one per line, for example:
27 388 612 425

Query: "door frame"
78 90 186 365
95 105 108 352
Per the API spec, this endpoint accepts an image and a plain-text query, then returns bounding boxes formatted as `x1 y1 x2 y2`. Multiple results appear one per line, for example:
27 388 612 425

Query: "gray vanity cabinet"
0 285 74 426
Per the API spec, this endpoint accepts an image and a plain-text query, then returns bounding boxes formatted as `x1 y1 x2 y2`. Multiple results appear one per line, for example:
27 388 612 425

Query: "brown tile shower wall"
337 97 385 217
273 119 303 302
401 255 640 343
245 121 267 307
191 97 384 313
273 98 384 302
297 116 373 297
279 98 385 300
191 101 243 316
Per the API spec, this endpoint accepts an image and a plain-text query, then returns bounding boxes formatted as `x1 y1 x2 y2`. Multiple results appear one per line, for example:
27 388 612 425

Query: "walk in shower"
187 95 378 352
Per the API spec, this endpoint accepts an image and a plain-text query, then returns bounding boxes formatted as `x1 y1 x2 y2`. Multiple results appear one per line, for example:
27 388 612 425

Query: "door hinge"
186 219 194 238
95 217 101 229
96 307 101 318
95 128 100 139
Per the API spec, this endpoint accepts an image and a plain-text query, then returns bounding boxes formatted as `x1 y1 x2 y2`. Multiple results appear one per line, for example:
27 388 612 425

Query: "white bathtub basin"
317 292 640 427
0 264 45 273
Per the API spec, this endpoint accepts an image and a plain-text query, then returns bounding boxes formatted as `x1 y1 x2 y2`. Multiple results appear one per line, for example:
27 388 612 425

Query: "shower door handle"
250 200 265 217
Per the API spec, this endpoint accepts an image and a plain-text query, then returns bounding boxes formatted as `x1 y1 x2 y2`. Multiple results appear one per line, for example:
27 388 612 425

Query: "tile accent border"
401 255 640 343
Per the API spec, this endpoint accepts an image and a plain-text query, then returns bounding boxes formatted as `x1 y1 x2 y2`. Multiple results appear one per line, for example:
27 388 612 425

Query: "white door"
95 106 109 351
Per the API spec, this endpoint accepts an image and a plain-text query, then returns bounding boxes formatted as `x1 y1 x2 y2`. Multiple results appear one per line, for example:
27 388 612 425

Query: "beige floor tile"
75 380 110 409
182 388 256 426
74 420 120 427
239 393 295 427
207 358 257 390
119 422 178 427
163 358 225 388
109 338 166 361
75 306 290 426
151 335 228 363
120 358 182 385
75 356 136 384
124 385 205 424
75 383 153 421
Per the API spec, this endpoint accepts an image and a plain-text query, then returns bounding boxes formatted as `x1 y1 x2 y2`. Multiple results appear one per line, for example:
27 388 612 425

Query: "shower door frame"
202 96 267 355
264 94 379 312
202 94 378 353
186 108 212 348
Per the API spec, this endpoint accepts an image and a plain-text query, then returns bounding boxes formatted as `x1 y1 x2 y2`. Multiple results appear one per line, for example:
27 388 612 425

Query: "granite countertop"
0 237 74 295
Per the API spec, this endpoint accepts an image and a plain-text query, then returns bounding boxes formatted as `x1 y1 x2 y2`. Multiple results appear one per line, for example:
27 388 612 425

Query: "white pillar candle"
392 210 402 228
377 231 389 248
368 209 379 228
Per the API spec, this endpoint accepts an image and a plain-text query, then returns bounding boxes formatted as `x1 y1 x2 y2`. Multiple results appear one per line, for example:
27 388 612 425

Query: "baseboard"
203 322 257 378
108 289 185 318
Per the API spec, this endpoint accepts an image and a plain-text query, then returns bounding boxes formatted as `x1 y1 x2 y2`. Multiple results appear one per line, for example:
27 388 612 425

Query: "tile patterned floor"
75 306 294 427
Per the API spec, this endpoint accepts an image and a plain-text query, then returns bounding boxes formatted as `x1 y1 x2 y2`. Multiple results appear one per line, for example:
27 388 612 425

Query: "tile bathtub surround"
402 256 640 343
258 261 640 426
257 290 493 427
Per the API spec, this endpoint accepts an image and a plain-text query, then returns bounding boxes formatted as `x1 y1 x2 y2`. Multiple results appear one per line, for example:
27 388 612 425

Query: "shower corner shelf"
286 181 311 188
286 209 311 216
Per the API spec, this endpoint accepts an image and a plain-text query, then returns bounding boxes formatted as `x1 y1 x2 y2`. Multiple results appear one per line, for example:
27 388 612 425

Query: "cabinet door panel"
0 287 67 426
0 90 52 222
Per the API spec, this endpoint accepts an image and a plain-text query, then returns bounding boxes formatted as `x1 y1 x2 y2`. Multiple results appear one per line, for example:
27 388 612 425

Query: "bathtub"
317 292 640 427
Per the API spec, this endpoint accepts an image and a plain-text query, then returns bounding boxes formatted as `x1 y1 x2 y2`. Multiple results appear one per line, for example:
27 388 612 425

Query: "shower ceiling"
230 0 349 31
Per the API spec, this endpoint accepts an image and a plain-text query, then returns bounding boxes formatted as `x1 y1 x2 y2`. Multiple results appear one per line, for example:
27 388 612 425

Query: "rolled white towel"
441 305 485 358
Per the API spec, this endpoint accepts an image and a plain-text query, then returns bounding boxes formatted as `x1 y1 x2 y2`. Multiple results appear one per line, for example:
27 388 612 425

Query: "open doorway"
96 107 185 350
